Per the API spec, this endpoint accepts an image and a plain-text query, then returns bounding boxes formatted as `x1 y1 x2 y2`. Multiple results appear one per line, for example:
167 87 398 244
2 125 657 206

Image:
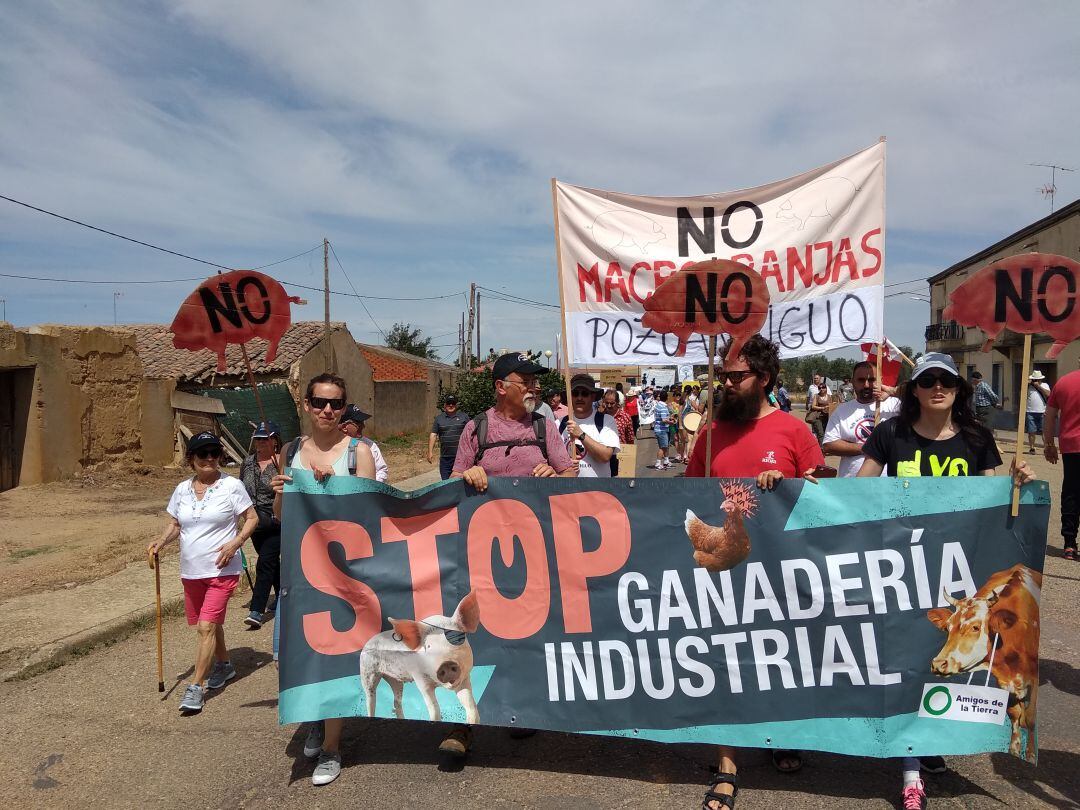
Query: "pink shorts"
182 575 240 626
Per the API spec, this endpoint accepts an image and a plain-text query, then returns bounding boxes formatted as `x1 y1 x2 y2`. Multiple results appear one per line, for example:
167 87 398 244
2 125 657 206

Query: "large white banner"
554 142 885 365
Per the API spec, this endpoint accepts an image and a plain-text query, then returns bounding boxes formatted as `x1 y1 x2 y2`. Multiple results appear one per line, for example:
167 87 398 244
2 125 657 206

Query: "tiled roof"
130 321 349 381
357 343 457 381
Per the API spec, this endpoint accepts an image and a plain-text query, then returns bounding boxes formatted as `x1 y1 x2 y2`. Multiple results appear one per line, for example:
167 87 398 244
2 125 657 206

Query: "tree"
385 322 437 360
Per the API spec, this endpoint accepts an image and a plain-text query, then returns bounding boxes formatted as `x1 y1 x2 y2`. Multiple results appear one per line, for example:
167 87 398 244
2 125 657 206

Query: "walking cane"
149 550 164 692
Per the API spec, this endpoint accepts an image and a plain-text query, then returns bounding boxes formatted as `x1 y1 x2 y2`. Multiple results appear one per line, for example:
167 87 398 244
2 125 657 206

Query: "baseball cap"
444 394 458 405
252 420 280 439
569 373 602 397
340 404 372 425
186 432 222 454
911 352 959 381
492 352 546 382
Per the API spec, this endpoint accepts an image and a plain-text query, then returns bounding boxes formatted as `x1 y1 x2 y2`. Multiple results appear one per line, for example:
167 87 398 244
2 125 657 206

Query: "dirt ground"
0 433 432 601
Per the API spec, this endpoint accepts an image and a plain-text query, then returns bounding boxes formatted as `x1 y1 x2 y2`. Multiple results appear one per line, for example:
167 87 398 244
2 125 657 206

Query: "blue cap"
252 421 280 438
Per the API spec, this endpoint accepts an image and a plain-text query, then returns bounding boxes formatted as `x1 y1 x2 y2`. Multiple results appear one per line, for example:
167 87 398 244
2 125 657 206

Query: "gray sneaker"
303 721 325 758
311 751 341 786
207 660 236 689
179 683 204 712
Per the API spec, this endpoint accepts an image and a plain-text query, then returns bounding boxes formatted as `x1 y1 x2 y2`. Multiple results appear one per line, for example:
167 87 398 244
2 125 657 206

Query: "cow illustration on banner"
552 141 885 365
277 473 1048 762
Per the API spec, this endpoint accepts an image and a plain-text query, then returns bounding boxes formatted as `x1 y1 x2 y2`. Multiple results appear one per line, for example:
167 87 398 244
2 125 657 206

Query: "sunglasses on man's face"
718 370 758 385
309 396 346 411
194 448 222 460
571 388 594 398
916 372 959 389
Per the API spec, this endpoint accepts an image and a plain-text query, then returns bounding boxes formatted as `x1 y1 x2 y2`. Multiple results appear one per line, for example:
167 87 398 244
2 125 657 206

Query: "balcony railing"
924 321 964 342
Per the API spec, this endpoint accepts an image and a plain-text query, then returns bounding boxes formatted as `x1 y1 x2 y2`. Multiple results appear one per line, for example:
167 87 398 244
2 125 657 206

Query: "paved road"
1 433 1078 809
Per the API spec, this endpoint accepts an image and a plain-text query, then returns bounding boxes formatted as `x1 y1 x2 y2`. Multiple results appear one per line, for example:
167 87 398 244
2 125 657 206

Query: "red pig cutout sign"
943 253 1080 358
641 258 770 359
170 270 303 371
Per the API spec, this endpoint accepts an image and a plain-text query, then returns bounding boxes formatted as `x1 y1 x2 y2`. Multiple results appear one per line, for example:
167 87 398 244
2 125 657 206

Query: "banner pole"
704 335 717 479
240 341 268 424
1011 333 1033 516
550 179 577 461
874 341 884 425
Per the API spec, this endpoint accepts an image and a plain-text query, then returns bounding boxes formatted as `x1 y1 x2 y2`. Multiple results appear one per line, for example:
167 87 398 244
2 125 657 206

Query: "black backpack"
559 411 618 476
472 411 549 467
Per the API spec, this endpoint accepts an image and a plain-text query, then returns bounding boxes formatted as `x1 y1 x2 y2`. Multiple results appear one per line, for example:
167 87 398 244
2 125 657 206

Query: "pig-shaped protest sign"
170 270 303 371
943 253 1080 358
640 258 770 359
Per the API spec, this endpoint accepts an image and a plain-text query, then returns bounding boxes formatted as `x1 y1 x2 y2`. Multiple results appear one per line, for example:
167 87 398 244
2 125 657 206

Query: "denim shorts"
654 428 670 449
1026 412 1044 434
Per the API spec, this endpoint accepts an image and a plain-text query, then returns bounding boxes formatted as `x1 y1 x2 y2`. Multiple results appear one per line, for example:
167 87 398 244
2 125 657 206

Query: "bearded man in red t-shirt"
686 334 823 809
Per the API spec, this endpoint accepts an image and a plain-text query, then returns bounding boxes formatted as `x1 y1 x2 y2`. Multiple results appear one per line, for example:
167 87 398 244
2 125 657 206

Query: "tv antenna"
1030 163 1075 213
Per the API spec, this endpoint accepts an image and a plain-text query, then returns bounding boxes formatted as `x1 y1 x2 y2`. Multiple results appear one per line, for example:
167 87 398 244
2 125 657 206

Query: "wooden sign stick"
704 335 717 479
1011 333 1033 517
240 342 268 424
874 341 884 425
549 179 577 462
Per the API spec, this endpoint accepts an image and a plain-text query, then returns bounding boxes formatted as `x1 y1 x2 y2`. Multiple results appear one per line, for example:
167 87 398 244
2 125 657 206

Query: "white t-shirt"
560 409 621 478
638 395 656 426
167 475 253 579
1027 383 1050 415
361 437 389 483
823 397 901 478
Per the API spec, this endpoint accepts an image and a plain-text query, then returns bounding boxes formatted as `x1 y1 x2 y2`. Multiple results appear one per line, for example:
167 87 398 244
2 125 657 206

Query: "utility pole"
475 291 480 362
323 238 332 369
113 291 122 325
460 313 466 369
465 282 476 369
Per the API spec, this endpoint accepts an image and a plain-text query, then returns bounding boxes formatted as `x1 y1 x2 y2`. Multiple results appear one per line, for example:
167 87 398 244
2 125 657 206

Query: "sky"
1 1 1077 365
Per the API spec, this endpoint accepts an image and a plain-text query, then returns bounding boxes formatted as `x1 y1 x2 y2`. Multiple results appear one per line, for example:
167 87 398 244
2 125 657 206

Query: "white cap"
911 352 959 381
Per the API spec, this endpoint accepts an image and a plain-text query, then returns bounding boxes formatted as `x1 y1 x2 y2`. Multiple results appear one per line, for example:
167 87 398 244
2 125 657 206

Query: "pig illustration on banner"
640 258 770 359
170 270 303 371
942 253 1080 358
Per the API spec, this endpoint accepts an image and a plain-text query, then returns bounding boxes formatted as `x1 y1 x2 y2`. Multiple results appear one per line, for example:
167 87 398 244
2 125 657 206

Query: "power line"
475 285 559 308
327 241 386 341
0 192 236 270
0 270 206 285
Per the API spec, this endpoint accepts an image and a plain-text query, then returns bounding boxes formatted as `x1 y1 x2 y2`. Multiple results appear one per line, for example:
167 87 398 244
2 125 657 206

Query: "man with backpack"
560 373 620 478
339 404 388 482
446 352 576 757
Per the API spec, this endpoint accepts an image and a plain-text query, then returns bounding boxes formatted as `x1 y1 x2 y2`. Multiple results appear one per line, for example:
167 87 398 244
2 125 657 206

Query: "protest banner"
944 252 1080 513
552 141 885 366
277 474 1048 762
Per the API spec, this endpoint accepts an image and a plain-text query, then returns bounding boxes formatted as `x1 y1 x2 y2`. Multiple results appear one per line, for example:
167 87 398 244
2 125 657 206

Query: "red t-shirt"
686 409 824 478
1047 370 1080 454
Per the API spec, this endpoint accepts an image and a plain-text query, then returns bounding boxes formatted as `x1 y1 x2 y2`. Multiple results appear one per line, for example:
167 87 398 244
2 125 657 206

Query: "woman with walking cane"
148 432 258 714
239 421 283 629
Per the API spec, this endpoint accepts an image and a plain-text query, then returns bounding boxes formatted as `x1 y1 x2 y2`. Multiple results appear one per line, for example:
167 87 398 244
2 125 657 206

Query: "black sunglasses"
571 388 594 397
309 396 346 410
194 448 222 460
718 370 758 385
421 620 466 646
916 372 959 389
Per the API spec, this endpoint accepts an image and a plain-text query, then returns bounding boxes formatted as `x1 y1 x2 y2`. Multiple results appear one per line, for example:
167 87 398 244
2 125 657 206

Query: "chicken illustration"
685 481 757 572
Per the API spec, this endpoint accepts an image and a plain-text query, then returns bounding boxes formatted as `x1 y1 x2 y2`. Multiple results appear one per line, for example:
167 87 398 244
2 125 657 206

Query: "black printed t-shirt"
862 418 1002 477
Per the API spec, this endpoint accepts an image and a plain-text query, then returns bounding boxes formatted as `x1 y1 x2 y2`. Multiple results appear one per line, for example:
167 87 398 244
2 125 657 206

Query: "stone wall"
0 324 145 485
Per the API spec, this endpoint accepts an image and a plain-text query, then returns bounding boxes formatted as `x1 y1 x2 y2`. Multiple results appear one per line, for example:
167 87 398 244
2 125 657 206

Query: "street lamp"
544 349 552 368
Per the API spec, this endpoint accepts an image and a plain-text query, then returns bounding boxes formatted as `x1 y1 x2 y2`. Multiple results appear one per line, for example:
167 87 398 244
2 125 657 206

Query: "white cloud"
0 0 1076 353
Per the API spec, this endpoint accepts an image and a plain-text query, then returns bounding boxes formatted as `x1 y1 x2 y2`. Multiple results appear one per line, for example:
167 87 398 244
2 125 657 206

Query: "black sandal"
702 771 738 809
771 749 802 773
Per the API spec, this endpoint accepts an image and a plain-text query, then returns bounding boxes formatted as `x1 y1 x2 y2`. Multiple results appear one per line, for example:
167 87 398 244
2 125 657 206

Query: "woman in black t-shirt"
857 353 1034 808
